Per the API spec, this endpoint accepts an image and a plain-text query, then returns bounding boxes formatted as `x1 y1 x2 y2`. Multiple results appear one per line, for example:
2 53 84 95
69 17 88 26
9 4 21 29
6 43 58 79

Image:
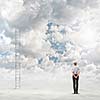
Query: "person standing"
71 62 80 94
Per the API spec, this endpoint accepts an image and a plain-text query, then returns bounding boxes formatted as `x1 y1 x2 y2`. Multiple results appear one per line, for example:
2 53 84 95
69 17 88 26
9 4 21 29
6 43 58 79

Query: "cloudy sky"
0 0 100 77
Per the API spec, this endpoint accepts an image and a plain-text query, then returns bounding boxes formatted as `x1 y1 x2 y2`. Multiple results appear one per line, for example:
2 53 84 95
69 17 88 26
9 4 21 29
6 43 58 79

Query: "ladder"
15 29 21 89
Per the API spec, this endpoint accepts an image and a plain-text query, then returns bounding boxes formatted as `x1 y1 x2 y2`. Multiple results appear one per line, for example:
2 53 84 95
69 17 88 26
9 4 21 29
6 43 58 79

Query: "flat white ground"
0 69 100 100
0 88 100 100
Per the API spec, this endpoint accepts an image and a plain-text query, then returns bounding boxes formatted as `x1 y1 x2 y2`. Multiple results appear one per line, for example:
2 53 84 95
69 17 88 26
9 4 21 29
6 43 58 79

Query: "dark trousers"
72 74 79 93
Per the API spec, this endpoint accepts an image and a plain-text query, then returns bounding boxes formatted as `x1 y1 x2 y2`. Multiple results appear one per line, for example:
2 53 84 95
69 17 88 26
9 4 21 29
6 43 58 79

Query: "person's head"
73 62 77 66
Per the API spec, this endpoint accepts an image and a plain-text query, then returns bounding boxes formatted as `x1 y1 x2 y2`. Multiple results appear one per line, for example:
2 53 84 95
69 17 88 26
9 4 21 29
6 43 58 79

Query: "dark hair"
73 62 77 66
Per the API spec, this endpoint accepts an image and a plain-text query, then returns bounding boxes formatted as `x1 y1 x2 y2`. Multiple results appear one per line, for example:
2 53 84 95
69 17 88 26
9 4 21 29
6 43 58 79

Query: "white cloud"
0 33 11 45
0 0 100 75
0 0 24 21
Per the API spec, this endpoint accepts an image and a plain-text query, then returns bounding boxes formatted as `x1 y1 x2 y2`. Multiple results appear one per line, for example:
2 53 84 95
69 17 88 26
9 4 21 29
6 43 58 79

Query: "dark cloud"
10 0 82 32
11 0 51 32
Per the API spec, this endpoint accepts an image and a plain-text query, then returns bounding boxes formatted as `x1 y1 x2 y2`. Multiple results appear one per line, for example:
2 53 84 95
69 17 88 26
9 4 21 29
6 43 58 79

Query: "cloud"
81 44 100 65
1 0 100 74
67 0 100 8
0 33 11 45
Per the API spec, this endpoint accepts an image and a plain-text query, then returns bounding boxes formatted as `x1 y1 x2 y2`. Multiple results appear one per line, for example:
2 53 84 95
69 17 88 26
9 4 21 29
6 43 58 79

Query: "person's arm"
71 68 74 76
71 71 74 76
77 70 80 77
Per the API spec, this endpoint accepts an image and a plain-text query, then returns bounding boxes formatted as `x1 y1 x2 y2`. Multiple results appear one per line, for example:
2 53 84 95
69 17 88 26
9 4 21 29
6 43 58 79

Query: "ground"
0 70 100 100
0 88 100 100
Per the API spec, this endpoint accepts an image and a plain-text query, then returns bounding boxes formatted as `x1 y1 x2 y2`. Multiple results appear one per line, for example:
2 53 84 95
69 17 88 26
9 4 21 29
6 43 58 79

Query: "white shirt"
72 66 80 74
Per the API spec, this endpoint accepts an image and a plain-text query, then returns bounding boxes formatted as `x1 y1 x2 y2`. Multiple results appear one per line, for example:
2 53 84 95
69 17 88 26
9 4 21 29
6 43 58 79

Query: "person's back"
72 66 80 75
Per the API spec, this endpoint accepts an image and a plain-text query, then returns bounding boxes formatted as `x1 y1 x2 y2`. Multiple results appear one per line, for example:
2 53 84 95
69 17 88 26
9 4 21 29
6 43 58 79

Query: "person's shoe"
76 91 78 94
74 91 77 94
